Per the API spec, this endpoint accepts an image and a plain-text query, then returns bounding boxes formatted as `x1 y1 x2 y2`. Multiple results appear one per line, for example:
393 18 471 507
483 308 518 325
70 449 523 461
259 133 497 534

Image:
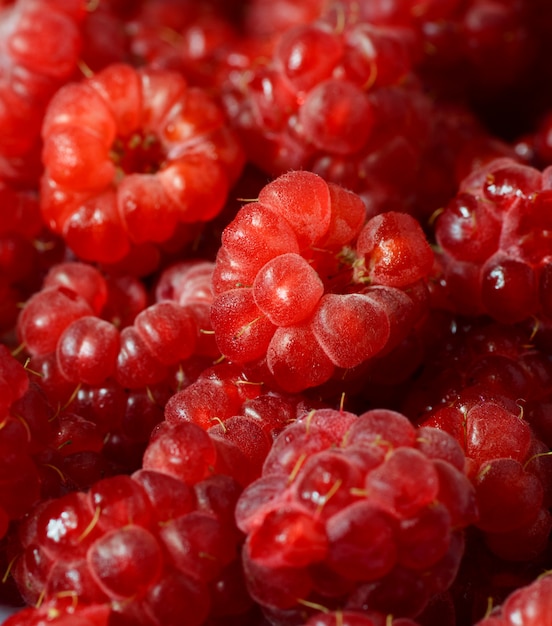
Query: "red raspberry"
40 62 245 265
17 259 216 390
11 260 228 494
221 15 430 216
432 158 552 325
11 469 250 625
163 360 316 485
403 316 552 562
236 407 477 619
211 171 433 392
224 1 534 218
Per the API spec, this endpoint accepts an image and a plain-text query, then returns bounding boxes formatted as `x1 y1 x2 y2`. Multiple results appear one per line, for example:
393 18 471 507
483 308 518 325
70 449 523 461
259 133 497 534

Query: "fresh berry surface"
2 0 552 625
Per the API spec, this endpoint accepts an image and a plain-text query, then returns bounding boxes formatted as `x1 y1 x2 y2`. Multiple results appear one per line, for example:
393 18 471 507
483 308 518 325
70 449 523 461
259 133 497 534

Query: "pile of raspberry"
3 1 552 625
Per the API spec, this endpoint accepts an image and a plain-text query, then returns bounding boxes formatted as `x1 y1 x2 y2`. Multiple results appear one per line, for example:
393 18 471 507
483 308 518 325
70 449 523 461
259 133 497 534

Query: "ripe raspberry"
162 360 316 485
11 260 229 495
402 314 552 418
402 315 552 561
40 62 245 265
236 407 477 619
211 171 433 392
432 158 552 324
224 1 534 219
10 469 250 626
17 259 216 390
221 14 432 216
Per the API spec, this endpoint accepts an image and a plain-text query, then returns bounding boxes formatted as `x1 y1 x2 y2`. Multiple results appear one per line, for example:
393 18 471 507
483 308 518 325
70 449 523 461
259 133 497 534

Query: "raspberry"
40 62 245 265
224 2 535 220
237 407 476 619
10 468 248 626
211 171 433 392
17 259 217 391
402 315 552 562
9 258 232 506
432 158 552 324
163 360 314 485
221 15 433 216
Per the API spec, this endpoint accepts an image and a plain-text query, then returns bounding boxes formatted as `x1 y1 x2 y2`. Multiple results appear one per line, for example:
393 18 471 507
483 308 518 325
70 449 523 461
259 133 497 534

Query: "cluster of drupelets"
3 0 552 625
